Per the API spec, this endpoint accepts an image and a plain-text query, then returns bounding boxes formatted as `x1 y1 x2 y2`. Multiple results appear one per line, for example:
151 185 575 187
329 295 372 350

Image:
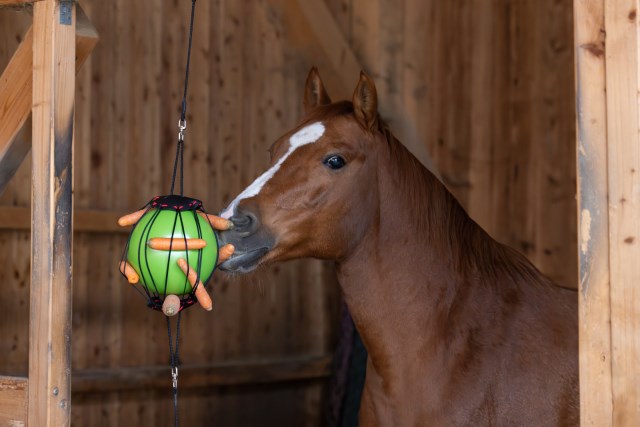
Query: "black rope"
170 0 197 196
181 0 197 122
169 140 184 196
167 3 197 427
167 313 182 427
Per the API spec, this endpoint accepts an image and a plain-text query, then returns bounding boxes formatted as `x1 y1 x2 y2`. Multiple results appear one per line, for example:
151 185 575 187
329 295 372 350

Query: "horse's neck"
335 137 504 397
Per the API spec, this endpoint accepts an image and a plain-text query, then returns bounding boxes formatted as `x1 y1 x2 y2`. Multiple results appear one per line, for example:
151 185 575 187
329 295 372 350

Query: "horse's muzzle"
216 205 275 273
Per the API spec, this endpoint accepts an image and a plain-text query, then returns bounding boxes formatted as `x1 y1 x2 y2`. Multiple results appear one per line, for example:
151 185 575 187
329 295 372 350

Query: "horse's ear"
352 70 378 131
303 67 331 114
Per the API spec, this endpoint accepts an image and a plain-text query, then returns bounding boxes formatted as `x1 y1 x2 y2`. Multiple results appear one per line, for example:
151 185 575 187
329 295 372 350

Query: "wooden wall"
0 0 576 426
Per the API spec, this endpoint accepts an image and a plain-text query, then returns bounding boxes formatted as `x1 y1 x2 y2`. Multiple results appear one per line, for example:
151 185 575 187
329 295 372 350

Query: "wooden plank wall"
0 0 576 426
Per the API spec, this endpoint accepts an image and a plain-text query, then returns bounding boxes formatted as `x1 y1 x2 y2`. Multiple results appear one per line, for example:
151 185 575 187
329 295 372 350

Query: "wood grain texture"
0 376 27 427
604 0 640 424
0 27 32 188
0 0 38 4
29 1 75 426
71 354 331 393
0 206 127 232
574 0 613 425
0 5 97 196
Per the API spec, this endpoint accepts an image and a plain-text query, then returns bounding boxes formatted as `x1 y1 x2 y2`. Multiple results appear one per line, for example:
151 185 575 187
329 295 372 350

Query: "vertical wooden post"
29 0 75 426
574 0 613 425
576 0 640 425
604 0 640 424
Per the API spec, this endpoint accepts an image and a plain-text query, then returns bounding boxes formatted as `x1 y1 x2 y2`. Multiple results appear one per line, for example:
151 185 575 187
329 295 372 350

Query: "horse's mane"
377 115 551 291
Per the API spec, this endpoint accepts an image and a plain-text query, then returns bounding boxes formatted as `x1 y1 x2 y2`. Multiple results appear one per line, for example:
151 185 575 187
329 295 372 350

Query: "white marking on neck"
220 122 325 219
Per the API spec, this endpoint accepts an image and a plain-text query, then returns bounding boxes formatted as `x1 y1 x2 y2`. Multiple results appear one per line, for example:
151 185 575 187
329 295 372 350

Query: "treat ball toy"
119 194 222 313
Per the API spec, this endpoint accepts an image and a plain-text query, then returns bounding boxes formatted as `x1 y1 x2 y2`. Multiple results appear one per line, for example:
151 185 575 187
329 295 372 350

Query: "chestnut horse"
218 68 578 426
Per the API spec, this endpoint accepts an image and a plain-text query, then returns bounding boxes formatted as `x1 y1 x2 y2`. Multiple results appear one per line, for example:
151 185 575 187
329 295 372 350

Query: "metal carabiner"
178 119 187 142
171 366 179 389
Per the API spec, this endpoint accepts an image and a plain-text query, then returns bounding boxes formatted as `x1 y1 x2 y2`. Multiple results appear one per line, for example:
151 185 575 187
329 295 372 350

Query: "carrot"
162 294 181 317
117 209 147 227
147 237 207 251
119 261 139 284
177 258 212 311
197 212 234 230
217 244 235 265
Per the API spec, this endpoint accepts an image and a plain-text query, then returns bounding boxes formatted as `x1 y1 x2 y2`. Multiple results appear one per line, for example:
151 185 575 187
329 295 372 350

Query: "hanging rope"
167 313 182 427
167 2 197 426
170 0 197 197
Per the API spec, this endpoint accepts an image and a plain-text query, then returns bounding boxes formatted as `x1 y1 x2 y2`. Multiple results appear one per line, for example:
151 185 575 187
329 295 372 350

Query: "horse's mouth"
218 247 270 273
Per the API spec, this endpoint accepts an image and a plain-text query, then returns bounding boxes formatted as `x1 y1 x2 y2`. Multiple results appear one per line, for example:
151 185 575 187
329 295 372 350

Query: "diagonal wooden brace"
0 5 98 195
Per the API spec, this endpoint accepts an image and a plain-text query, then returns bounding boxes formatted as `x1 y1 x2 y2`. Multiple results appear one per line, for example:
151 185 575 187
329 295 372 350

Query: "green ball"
127 209 218 296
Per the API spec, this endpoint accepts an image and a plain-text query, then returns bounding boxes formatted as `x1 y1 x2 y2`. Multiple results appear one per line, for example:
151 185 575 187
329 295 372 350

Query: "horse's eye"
323 155 346 170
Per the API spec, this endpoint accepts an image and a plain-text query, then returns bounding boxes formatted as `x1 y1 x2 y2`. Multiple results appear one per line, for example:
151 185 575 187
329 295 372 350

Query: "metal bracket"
60 1 73 26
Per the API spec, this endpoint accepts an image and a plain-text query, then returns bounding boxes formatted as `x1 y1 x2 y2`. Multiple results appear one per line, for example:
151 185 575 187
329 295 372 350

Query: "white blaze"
220 122 325 219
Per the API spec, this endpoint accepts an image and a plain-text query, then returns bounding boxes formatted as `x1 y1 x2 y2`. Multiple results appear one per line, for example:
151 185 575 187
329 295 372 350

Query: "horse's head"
218 68 384 273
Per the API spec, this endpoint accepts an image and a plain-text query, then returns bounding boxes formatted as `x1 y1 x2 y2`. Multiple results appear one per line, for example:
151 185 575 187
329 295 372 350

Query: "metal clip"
178 119 187 142
60 1 73 26
171 366 179 389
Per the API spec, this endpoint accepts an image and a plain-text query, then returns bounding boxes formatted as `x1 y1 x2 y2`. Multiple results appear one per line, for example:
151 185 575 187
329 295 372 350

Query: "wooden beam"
72 355 332 393
0 27 34 191
604 0 640 424
0 355 330 419
29 0 76 425
0 5 98 195
0 0 39 7
574 0 613 425
0 206 128 233
270 0 437 173
0 376 27 427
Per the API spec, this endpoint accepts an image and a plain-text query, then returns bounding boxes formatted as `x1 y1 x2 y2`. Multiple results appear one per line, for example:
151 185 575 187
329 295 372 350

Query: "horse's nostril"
231 214 251 228
230 209 259 233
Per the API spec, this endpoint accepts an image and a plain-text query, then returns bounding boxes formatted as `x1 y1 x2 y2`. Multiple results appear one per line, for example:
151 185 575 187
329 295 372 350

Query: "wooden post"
576 0 640 425
29 0 75 425
604 0 640 424
574 0 613 425
0 6 97 195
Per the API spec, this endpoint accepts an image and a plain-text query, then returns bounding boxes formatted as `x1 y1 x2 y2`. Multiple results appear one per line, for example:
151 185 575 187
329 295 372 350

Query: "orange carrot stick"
197 212 234 230
177 258 212 311
217 244 235 265
119 261 139 284
117 209 147 227
162 294 181 317
147 237 207 251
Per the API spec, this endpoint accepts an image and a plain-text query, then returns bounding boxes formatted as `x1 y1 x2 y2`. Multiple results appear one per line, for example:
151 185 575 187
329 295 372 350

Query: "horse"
217 68 579 426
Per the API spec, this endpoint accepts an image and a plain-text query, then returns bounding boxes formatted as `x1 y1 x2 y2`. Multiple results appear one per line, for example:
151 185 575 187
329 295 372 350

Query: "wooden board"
71 354 331 393
574 0 613 425
0 376 27 427
0 207 127 233
0 0 38 7
29 1 76 425
604 0 640 423
0 5 97 195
